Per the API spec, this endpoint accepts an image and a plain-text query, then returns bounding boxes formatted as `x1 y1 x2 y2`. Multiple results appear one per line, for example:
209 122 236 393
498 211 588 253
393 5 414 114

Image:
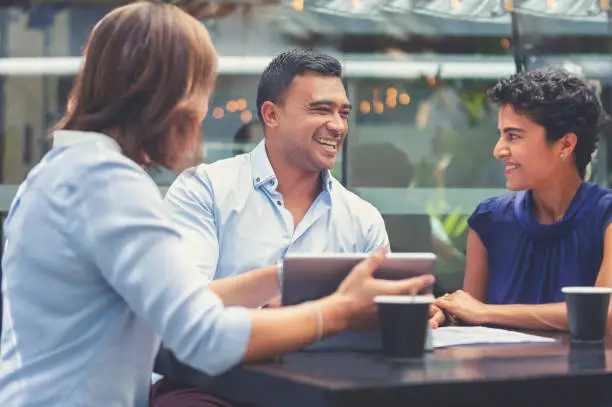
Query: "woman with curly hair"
432 67 612 331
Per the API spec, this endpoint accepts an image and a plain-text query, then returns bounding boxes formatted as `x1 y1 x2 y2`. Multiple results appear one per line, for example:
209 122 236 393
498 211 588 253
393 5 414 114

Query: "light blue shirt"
0 131 251 407
165 140 389 281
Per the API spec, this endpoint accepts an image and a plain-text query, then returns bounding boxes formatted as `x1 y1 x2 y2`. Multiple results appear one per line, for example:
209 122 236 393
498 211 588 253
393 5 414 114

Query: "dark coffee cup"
375 295 433 359
562 287 612 343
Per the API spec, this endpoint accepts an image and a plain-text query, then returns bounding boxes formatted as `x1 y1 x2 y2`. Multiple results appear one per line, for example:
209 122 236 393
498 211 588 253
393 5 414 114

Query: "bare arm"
430 228 489 328
462 228 489 302
481 302 567 330
437 225 612 331
243 296 350 361
208 265 279 308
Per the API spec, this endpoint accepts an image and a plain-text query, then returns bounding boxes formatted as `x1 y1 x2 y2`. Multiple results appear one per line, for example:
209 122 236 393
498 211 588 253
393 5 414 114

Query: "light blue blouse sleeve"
68 158 251 376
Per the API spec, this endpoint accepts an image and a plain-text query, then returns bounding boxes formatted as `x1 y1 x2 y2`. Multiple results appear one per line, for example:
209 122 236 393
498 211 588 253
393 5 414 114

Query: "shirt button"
269 180 275 186
256 177 261 182
277 200 282 206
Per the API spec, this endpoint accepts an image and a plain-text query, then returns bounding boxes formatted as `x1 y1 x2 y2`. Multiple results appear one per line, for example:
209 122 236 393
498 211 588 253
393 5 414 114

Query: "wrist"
478 303 493 325
317 295 352 336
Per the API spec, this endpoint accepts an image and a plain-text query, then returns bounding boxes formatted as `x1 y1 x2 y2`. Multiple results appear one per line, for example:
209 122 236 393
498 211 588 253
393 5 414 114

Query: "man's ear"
260 101 280 129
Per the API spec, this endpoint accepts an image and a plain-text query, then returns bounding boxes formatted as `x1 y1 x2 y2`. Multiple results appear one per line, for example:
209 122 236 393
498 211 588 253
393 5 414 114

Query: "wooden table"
156 332 612 407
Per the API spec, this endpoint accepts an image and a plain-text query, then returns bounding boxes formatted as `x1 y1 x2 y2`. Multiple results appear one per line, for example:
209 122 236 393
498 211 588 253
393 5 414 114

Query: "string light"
237 99 247 111
240 110 253 123
373 101 384 114
386 87 397 109
359 100 371 114
399 93 411 105
226 100 238 113
212 107 224 119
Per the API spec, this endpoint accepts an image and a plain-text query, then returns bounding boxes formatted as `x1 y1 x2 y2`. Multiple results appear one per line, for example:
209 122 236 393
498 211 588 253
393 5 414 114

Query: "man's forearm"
209 265 279 308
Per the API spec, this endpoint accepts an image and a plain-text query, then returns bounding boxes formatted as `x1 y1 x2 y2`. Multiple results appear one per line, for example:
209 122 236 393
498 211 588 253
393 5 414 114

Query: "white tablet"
281 252 436 306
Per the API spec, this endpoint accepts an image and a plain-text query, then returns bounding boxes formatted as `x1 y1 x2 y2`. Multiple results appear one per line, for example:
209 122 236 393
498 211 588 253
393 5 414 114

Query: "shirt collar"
250 140 276 188
249 140 333 192
321 169 333 192
52 130 121 152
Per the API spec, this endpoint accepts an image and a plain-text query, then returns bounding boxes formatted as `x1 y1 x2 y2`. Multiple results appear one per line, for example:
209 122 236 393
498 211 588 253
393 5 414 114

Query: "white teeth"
505 164 520 170
315 139 337 148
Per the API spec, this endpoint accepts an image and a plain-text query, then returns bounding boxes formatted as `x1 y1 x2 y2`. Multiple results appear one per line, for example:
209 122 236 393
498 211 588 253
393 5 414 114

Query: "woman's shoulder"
471 192 521 218
467 192 523 238
584 182 612 206
581 182 612 223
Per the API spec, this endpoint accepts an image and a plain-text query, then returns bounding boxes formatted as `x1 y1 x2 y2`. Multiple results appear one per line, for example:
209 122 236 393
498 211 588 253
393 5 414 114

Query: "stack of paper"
432 326 556 348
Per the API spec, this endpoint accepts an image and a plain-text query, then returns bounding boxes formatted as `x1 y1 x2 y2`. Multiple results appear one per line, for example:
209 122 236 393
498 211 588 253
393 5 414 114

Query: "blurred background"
1 0 612 291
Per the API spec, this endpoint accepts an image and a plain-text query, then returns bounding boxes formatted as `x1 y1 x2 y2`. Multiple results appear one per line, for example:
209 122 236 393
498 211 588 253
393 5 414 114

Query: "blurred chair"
382 213 432 253
349 142 432 253
232 121 264 156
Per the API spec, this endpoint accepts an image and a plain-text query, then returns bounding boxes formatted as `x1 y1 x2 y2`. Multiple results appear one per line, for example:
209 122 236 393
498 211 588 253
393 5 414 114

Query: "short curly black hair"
486 67 609 179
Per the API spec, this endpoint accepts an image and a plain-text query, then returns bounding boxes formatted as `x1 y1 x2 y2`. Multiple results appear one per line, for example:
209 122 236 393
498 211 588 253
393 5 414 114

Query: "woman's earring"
560 153 565 161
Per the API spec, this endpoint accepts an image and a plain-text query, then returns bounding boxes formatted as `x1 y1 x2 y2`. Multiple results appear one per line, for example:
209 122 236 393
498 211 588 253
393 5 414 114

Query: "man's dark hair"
256 49 342 123
487 67 610 179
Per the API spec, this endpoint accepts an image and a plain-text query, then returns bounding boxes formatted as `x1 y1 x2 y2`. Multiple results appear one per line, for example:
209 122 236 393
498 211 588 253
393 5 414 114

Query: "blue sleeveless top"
469 182 612 305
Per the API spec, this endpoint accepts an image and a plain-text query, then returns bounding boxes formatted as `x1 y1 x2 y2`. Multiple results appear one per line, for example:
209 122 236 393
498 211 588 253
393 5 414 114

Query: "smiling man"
163 49 388 283
152 49 389 407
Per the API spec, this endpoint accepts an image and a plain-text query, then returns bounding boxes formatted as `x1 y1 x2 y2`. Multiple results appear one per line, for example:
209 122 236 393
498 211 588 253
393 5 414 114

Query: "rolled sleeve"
201 306 251 375
364 205 390 253
69 158 251 376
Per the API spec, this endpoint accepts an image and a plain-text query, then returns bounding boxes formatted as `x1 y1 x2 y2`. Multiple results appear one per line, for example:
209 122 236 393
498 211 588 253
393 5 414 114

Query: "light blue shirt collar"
249 140 333 192
52 130 121 152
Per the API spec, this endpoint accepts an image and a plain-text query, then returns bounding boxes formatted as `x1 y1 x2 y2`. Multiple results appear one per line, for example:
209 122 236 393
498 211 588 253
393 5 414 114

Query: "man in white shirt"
153 49 390 406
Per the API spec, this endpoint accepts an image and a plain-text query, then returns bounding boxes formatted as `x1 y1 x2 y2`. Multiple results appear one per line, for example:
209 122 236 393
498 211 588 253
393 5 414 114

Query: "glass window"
4 1 612 292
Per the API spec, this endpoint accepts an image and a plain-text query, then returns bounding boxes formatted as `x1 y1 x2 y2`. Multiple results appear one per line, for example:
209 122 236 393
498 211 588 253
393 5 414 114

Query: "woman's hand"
429 304 446 329
434 290 489 325
333 246 435 330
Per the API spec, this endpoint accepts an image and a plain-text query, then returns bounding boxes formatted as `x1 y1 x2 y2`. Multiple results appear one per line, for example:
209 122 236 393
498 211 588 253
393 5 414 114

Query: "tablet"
281 252 436 306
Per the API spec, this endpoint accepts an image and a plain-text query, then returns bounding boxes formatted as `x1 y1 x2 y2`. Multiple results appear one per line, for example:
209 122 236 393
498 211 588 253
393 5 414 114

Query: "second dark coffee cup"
375 295 433 359
563 286 612 343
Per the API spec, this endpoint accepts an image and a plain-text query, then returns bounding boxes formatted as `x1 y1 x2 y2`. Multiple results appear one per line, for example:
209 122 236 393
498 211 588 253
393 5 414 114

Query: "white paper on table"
432 326 556 348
